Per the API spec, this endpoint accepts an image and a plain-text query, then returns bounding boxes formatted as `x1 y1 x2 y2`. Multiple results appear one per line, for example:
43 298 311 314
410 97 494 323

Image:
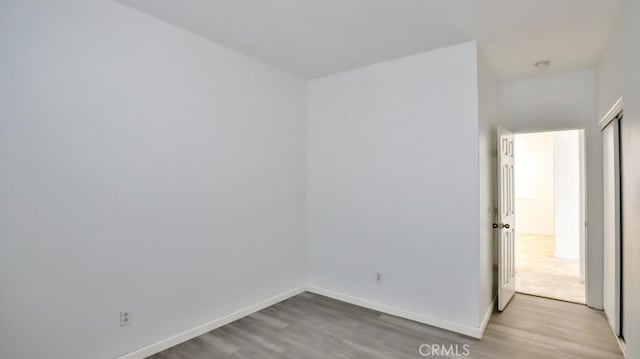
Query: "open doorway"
513 129 586 304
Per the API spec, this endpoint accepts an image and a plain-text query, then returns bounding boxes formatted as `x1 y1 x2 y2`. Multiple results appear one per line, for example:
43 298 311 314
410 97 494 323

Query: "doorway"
513 129 586 304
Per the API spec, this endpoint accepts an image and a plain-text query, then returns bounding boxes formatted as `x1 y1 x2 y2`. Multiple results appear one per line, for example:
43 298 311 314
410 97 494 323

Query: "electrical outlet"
120 312 131 327
376 273 383 283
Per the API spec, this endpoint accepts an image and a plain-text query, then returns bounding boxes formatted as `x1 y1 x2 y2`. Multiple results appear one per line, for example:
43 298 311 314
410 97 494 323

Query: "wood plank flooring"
149 293 622 359
516 233 585 304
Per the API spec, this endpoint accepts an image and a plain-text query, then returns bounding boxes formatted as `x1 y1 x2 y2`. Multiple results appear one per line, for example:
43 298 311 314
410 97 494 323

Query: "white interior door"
497 127 516 311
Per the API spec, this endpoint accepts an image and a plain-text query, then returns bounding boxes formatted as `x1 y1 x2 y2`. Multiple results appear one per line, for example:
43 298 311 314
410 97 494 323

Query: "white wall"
477 51 499 325
598 0 625 345
598 15 624 122
499 69 602 308
0 1 306 359
307 42 487 330
620 3 640 354
553 130 581 260
599 0 640 356
514 132 556 236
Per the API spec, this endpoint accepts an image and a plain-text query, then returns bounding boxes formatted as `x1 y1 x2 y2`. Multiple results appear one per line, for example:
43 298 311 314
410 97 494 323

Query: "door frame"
509 128 588 305
599 96 624 341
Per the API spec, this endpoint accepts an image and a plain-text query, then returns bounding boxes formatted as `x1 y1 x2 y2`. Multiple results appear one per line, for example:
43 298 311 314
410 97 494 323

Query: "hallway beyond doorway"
513 130 586 304
516 233 585 303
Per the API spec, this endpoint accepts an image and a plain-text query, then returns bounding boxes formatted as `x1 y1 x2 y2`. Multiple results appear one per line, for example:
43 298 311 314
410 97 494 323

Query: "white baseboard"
116 286 305 359
479 295 497 338
306 286 487 339
605 312 627 357
117 285 494 358
615 335 627 357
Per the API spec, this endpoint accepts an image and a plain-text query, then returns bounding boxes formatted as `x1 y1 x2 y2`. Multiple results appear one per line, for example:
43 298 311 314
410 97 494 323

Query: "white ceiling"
116 0 622 79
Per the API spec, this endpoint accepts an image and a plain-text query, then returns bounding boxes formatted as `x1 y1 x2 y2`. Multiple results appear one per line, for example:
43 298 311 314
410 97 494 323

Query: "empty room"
513 129 586 304
1 1 639 359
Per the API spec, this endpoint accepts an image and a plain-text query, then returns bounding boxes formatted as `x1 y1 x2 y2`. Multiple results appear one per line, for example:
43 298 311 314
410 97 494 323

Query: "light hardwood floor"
149 292 622 359
516 233 585 303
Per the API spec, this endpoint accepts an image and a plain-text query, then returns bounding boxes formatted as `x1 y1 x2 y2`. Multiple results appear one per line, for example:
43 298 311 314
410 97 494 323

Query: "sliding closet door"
603 118 621 336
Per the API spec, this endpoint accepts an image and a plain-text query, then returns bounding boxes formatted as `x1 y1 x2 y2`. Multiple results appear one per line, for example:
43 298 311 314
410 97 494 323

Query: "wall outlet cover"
120 312 131 327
